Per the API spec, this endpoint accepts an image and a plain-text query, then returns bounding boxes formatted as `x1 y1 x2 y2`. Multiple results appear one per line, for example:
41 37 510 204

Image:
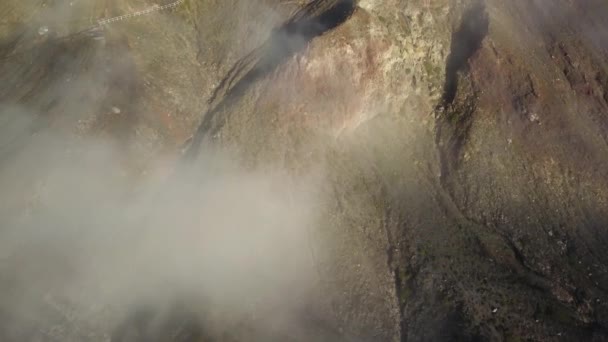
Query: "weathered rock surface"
1 0 608 341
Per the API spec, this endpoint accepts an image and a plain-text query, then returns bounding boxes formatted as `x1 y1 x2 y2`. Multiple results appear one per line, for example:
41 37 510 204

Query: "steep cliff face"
1 0 608 341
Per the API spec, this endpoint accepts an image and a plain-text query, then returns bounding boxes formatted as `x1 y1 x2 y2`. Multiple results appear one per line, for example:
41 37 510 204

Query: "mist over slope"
1 0 608 341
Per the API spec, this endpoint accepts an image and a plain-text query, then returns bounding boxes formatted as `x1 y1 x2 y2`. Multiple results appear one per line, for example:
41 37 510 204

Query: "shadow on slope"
184 0 357 159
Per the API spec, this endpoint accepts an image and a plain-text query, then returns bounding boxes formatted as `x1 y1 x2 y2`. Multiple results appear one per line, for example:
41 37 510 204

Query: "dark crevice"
438 1 489 109
184 0 357 160
434 1 488 189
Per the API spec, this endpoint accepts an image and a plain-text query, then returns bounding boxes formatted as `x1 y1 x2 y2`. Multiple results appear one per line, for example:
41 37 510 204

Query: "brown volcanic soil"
1 0 608 341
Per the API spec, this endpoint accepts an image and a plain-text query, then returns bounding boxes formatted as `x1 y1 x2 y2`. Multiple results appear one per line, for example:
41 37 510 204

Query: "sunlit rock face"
254 5 445 139
1 0 608 341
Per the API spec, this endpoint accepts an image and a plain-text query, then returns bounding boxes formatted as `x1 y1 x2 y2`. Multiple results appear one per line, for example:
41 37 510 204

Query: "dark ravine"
435 0 488 191
438 1 489 110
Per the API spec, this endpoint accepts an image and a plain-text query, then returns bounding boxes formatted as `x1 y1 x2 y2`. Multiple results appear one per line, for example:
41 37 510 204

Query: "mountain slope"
0 0 607 341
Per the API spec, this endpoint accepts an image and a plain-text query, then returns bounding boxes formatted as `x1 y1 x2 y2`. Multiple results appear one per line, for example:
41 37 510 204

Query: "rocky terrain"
1 0 608 341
